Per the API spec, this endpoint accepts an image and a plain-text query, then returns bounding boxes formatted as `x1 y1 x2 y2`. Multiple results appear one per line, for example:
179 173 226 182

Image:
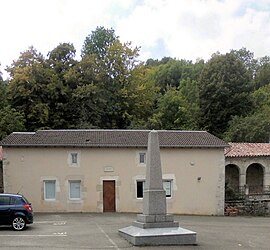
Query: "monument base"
133 214 179 228
119 226 197 246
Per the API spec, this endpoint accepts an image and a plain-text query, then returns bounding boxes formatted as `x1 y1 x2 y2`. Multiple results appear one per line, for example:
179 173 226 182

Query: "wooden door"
103 180 115 212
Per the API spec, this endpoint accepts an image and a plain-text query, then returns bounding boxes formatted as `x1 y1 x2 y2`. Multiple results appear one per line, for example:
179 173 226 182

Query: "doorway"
103 180 116 212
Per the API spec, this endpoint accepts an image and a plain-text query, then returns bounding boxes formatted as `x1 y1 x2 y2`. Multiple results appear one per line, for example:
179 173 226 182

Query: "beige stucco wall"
3 146 225 215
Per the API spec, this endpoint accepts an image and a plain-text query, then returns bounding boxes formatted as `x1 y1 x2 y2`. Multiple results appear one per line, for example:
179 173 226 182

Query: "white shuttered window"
69 181 81 200
44 180 56 200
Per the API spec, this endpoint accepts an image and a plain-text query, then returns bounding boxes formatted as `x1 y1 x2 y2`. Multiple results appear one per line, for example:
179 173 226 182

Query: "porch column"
239 165 246 187
264 171 270 186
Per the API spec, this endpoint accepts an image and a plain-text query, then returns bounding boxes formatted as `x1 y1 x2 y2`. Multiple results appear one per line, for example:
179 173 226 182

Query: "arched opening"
225 164 240 201
225 164 240 188
246 163 264 194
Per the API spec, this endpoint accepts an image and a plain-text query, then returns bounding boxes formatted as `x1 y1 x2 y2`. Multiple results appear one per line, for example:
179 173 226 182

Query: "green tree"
230 47 257 78
47 43 76 75
224 108 270 142
254 56 270 89
66 53 106 128
73 27 153 129
46 43 78 128
0 71 7 107
153 59 193 92
151 58 204 93
199 52 252 138
216 83 270 142
0 106 25 140
150 87 197 130
145 57 172 67
179 77 200 125
81 26 117 58
126 65 158 128
6 47 51 130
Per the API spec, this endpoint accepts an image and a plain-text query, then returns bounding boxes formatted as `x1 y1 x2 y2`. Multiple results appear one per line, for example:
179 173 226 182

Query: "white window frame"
69 180 81 200
163 180 172 198
136 180 172 199
44 180 56 200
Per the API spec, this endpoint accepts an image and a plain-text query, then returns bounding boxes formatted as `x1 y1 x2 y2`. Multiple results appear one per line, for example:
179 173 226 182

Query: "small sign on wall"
104 166 114 172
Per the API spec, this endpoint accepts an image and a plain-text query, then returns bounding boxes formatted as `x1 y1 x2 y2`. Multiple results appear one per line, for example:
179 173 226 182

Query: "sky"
1 0 270 78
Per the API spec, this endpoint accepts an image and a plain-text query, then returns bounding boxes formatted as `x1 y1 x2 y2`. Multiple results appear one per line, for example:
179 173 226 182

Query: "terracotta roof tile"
0 130 228 148
225 143 270 157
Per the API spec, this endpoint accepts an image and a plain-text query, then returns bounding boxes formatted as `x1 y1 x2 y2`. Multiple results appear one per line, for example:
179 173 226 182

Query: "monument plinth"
119 130 197 246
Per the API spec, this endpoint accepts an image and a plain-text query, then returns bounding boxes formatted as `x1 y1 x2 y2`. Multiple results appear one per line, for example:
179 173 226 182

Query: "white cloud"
1 0 270 78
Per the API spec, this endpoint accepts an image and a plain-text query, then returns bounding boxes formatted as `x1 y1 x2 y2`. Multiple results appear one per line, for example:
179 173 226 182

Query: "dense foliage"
0 27 269 142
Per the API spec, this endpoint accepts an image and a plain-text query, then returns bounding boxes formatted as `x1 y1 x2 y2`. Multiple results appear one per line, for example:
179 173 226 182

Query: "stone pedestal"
119 130 197 246
133 213 179 228
119 226 196 246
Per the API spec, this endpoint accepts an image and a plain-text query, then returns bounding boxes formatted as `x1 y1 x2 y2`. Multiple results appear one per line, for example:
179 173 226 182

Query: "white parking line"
0 234 67 237
95 223 120 250
34 221 66 224
0 221 68 237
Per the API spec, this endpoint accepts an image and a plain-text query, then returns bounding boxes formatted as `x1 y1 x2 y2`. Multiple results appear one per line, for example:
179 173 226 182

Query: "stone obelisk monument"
119 130 197 246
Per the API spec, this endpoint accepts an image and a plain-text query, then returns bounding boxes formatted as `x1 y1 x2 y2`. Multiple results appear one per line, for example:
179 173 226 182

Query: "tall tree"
149 87 197 130
254 56 270 89
81 26 117 58
46 43 78 128
151 58 204 93
199 52 252 138
152 59 193 92
6 47 51 130
66 53 106 128
0 106 25 140
179 77 200 127
224 83 270 142
224 108 270 143
0 69 7 107
230 47 257 78
70 27 155 129
47 43 76 75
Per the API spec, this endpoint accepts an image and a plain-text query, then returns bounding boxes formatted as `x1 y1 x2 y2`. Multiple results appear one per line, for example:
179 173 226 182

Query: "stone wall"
0 161 3 193
225 200 270 216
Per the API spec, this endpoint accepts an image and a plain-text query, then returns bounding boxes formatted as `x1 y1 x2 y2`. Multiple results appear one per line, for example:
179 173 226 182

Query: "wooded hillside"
0 27 269 142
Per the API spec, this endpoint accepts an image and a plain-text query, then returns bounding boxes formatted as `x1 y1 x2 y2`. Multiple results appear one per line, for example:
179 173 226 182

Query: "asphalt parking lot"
0 213 270 249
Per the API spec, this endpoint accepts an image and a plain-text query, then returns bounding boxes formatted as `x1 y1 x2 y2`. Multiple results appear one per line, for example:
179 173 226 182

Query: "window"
69 180 81 200
71 153 78 164
44 180 56 200
139 153 146 164
136 181 145 198
0 196 10 205
163 180 172 198
136 180 172 198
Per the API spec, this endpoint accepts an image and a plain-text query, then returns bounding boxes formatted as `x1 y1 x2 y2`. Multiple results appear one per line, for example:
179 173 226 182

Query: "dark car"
0 193 33 230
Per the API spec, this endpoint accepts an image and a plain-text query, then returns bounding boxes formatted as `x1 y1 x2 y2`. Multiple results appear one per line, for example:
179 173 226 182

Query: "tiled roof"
0 130 228 148
225 143 270 157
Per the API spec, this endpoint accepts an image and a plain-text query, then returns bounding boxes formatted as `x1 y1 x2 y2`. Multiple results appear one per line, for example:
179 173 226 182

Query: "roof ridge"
1 130 228 148
12 132 35 135
37 129 208 133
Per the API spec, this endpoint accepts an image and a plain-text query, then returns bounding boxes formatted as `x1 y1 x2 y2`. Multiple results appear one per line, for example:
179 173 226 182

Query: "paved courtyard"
0 213 269 249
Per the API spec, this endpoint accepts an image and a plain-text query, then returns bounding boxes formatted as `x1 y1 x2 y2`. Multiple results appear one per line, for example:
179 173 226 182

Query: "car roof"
0 193 23 198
